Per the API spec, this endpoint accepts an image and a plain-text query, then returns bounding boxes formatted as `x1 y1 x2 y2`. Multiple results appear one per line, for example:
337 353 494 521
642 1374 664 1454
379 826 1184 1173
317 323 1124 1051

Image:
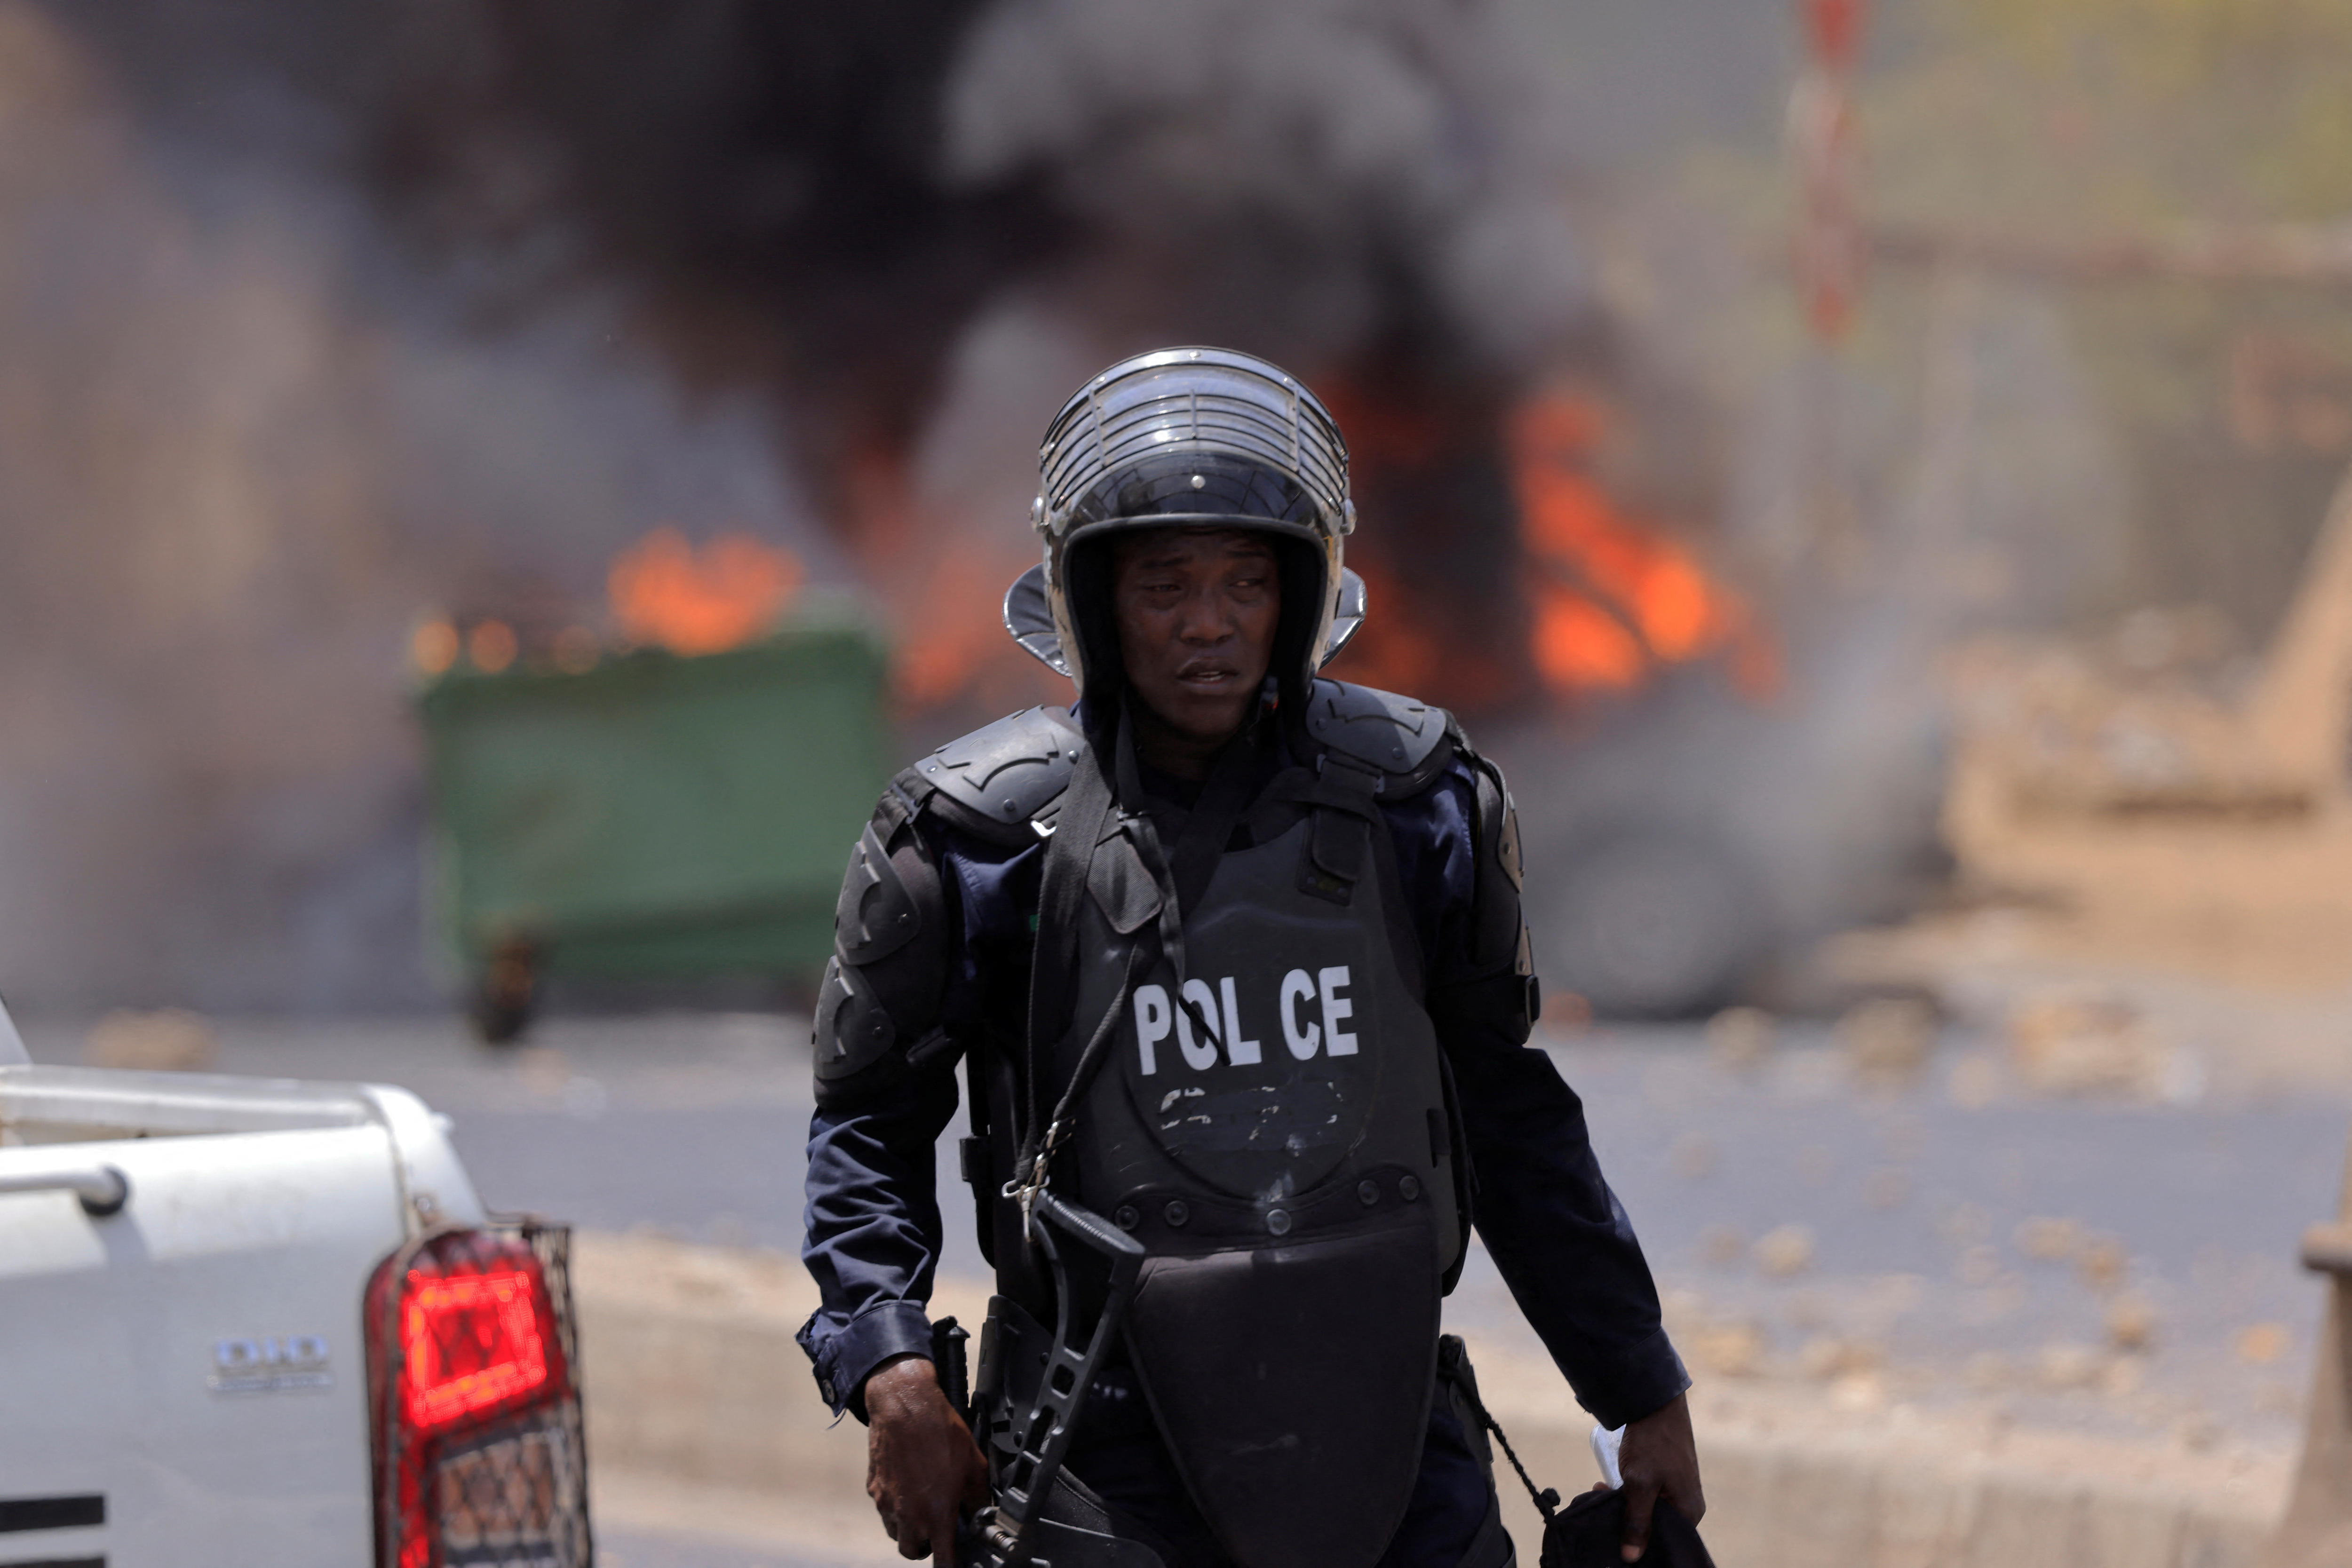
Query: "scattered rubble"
1706 1006 1775 1071
2037 1341 2110 1391
1961 1277 2028 1325
1621 1263 2282 1466
1836 997 1938 1087
2004 991 2207 1102
1670 1132 1717 1179
1796 1335 1884 1382
1685 1320 1767 1378
2104 1294 2158 1353
2078 1235 2131 1295
2235 1323 2292 1365
1698 1226 1747 1268
2015 1215 2085 1263
1754 1225 1816 1279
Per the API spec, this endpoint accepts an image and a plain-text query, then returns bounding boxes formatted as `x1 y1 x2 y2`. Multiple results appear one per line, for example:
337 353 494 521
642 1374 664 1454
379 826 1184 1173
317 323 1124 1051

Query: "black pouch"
1535 1490 1712 1568
1437 1335 1716 1568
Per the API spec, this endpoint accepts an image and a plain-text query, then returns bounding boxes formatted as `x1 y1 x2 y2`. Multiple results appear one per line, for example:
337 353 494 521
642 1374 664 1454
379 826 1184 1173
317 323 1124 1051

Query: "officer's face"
1112 528 1280 746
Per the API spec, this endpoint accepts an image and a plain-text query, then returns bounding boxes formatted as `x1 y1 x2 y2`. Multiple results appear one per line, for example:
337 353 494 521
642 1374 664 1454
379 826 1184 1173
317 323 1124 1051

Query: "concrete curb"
572 1232 2288 1567
1487 1393 2284 1568
591 1468 905 1566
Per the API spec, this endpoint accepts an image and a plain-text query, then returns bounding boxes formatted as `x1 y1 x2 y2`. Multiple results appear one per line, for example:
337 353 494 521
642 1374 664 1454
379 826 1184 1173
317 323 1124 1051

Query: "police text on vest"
1133 968 1357 1075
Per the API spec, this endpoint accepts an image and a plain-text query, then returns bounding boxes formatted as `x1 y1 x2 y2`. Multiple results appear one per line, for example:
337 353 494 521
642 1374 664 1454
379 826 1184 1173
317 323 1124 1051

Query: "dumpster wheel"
470 936 540 1045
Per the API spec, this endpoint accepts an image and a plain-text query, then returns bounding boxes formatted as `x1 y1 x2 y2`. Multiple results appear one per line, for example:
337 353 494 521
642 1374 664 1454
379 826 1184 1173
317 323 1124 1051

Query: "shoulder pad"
1299 680 1454 796
909 705 1085 839
1465 749 1533 979
835 820 922 966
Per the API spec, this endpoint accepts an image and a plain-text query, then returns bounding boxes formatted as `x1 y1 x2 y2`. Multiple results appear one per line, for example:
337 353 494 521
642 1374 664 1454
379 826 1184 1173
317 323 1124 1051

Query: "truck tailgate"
0 1070 477 1568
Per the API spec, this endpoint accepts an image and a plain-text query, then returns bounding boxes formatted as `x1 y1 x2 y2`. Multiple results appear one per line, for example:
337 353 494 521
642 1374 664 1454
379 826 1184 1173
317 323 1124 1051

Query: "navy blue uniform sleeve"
1399 767 1690 1430
797 808 969 1422
1446 1030 1690 1427
798 819 1036 1420
796 1068 960 1419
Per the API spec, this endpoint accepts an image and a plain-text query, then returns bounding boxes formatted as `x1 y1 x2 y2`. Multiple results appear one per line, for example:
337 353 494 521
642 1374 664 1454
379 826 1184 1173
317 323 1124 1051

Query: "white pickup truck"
0 998 589 1568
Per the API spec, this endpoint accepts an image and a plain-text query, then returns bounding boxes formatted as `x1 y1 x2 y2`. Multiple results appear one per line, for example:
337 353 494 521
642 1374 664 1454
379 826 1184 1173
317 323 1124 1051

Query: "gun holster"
955 1193 1167 1568
957 1295 1171 1568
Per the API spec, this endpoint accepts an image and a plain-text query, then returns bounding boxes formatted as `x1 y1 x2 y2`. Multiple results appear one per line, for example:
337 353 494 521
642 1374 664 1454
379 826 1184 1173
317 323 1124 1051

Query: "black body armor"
1061 786 1458 1565
812 674 1542 1568
965 681 1476 1567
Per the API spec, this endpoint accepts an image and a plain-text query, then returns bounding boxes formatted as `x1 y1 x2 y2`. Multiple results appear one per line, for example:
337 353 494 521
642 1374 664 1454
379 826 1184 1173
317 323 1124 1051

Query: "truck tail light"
367 1222 593 1568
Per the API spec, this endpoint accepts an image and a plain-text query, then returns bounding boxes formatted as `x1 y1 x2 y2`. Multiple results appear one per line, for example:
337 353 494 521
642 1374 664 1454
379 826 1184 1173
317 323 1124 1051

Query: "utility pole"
1789 0 1865 343
1787 0 1868 582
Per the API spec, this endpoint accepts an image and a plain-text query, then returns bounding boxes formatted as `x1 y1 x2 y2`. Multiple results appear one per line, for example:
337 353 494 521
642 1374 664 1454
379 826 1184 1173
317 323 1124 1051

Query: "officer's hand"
865 1354 989 1566
1616 1392 1703 1563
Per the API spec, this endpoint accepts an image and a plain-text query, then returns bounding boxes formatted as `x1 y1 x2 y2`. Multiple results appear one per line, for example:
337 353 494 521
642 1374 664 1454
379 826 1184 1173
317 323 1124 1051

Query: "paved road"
21 1007 2344 1556
1538 1025 2345 1445
597 1526 845 1568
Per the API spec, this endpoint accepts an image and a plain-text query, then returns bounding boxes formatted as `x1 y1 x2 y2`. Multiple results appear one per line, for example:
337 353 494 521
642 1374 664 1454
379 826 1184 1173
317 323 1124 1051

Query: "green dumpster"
416 610 891 1040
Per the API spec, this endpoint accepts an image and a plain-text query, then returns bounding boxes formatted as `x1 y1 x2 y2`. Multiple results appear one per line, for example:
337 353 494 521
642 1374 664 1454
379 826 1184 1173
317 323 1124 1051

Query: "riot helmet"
1003 347 1366 724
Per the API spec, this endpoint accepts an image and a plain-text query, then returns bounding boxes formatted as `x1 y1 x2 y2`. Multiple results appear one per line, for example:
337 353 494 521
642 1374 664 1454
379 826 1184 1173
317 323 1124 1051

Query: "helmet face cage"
1032 347 1356 707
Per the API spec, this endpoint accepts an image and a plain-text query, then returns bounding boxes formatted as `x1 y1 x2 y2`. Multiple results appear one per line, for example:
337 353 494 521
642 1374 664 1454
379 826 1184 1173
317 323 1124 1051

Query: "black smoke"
4 0 1788 1018
339 0 1670 713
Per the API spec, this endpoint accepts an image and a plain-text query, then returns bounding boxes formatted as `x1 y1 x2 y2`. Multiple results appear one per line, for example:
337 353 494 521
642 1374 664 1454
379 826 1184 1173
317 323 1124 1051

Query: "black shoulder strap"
1266 754 1384 901
1107 707 1264 1030
1165 720 1270 920
1024 743 1117 1142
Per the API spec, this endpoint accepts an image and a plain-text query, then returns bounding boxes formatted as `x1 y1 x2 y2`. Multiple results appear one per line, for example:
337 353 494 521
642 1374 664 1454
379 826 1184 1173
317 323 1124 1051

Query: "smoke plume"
2 0 2115 1017
0 2 834 1011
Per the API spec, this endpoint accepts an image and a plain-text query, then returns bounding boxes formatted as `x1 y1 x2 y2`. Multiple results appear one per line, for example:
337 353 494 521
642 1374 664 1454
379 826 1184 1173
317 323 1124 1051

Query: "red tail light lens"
402 1268 552 1430
367 1226 588 1568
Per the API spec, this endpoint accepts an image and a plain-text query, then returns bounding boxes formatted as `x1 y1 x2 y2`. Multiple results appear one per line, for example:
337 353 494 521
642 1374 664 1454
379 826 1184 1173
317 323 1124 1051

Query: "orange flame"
608 528 803 656
836 440 1063 713
891 539 1032 709
1511 395 1779 699
832 389 1773 717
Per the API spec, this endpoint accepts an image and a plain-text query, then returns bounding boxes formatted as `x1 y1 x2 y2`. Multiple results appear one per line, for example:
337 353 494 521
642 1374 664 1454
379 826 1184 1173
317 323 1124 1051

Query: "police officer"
801 348 1703 1568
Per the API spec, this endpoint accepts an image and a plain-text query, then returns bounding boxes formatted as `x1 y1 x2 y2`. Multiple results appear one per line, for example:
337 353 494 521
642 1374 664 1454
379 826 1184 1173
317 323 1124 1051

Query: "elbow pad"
812 786 953 1110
